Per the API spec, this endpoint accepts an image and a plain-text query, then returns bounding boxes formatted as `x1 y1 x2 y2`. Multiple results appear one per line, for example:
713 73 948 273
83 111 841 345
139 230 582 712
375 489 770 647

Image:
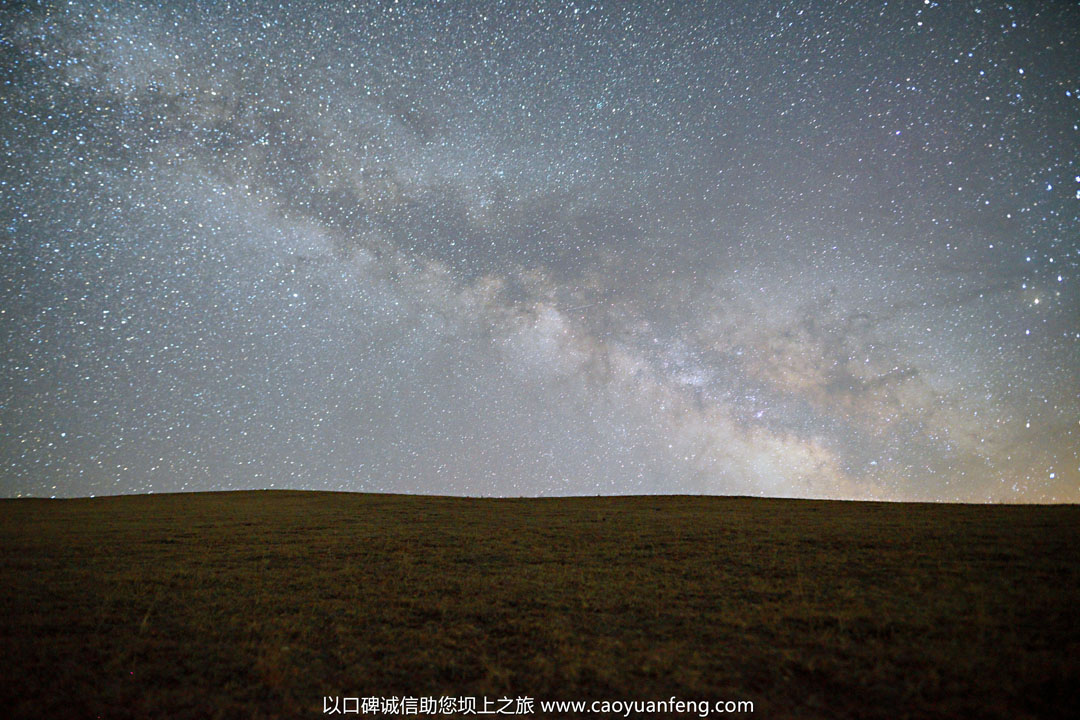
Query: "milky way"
2 1 1078 501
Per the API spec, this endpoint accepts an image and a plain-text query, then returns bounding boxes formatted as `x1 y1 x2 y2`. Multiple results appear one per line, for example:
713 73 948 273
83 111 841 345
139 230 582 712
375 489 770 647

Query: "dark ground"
1 491 1078 719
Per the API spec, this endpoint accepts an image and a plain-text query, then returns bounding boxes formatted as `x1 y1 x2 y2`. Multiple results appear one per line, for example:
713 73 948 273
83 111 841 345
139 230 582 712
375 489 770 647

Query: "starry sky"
1 0 1077 502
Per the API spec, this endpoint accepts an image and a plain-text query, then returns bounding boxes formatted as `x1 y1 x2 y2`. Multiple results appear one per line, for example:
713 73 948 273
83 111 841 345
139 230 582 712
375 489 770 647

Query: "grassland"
1 491 1078 719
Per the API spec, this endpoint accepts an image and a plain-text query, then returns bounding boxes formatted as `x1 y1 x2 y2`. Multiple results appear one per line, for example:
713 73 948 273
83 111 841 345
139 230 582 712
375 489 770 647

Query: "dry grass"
1 491 1078 718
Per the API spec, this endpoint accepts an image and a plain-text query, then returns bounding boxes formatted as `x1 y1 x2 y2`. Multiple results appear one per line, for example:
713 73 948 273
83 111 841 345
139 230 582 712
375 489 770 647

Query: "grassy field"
1 491 1077 719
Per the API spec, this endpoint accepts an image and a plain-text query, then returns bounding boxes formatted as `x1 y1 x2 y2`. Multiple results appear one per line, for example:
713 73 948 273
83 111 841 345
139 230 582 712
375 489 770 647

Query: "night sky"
2 1 1077 502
